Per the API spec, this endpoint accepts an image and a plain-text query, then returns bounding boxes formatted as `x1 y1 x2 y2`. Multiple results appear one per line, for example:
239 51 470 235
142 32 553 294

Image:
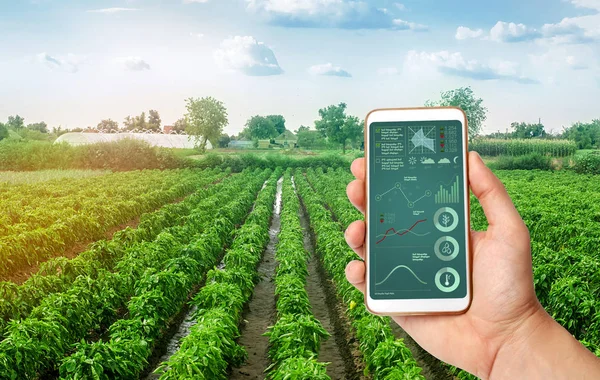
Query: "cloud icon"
422 158 435 164
438 158 451 164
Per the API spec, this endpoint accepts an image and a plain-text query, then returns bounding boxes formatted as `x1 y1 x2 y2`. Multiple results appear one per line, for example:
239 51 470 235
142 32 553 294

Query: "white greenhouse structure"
54 132 212 149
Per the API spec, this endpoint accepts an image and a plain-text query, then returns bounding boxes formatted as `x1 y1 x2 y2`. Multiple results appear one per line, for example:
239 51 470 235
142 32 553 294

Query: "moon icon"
453 156 459 164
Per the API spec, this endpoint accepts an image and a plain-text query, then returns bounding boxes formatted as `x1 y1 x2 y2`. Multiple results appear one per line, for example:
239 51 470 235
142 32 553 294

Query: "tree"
425 86 488 138
148 110 161 132
0 123 8 141
135 112 147 131
314 102 363 153
243 115 278 140
296 127 329 149
7 115 24 130
237 128 252 140
123 116 136 131
266 115 286 135
510 122 546 139
173 118 188 133
218 133 231 148
562 119 600 149
296 125 310 134
52 126 68 137
185 96 228 152
97 119 119 131
26 122 48 133
346 116 364 148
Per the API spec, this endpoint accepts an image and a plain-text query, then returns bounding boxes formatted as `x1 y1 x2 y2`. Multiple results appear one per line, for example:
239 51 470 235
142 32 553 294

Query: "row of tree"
3 86 597 150
176 97 366 153
96 110 162 132
0 115 57 141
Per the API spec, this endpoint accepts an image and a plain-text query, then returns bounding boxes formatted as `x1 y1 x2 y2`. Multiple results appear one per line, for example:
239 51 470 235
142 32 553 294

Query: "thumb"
468 151 526 236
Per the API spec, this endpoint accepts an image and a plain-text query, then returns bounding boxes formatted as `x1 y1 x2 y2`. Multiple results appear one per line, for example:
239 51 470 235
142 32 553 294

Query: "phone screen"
368 120 467 300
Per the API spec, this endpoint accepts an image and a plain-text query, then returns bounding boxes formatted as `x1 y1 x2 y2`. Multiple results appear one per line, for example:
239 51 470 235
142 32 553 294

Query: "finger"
351 158 365 181
345 260 366 294
468 151 525 233
345 220 366 260
346 179 365 214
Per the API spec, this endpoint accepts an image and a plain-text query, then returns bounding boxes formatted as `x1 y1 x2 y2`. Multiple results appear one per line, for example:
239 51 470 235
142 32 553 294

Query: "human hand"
344 152 551 379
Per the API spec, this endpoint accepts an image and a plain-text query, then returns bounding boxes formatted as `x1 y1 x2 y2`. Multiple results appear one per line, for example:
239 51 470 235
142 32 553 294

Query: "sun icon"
409 156 417 165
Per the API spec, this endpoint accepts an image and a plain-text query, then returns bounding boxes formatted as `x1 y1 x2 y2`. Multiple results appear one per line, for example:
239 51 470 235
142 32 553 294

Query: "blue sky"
0 0 599 135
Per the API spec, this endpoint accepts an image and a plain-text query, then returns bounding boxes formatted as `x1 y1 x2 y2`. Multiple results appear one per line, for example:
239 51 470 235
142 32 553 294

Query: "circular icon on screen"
435 267 460 293
433 207 459 232
434 236 459 261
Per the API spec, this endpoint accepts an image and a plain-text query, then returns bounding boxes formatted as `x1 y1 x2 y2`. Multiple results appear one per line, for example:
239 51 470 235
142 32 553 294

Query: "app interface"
369 120 467 300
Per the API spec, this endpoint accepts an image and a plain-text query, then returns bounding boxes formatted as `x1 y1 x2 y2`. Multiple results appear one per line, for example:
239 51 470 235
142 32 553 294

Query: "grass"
576 149 597 156
0 169 111 184
171 148 201 158
187 148 364 161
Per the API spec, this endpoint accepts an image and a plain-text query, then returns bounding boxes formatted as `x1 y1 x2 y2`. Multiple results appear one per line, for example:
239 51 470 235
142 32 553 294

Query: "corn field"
469 138 577 157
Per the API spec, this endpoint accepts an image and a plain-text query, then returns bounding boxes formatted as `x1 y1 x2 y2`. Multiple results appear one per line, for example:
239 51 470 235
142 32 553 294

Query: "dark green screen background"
369 120 467 300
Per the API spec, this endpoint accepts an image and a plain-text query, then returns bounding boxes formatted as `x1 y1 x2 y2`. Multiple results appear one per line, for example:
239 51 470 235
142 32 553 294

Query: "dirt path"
389 323 454 380
229 178 283 380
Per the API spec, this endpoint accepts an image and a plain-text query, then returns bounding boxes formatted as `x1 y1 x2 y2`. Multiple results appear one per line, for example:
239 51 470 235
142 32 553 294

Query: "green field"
0 169 111 184
0 156 598 379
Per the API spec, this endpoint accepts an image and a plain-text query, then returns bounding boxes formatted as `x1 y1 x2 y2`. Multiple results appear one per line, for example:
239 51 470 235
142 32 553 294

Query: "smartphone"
364 107 472 316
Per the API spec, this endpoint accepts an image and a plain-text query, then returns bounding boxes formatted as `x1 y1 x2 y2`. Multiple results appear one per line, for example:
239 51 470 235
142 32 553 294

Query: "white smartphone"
364 107 472 316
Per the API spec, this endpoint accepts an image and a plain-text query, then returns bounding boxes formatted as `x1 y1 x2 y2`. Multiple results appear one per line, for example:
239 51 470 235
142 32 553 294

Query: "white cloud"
190 32 205 39
116 57 151 71
490 21 541 42
392 19 428 31
246 0 427 30
568 0 600 10
309 63 352 77
36 52 85 73
455 26 484 40
541 17 600 44
183 0 209 3
214 36 283 76
377 67 400 75
394 3 406 11
404 50 538 84
86 8 138 14
461 13 600 45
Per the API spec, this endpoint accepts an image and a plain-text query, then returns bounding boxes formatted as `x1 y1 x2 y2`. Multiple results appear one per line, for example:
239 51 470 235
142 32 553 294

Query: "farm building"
274 130 297 147
54 132 211 149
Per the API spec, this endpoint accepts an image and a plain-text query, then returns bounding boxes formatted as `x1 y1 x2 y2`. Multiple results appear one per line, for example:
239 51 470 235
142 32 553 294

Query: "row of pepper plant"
58 168 273 379
0 168 270 379
153 168 282 379
263 170 331 380
0 168 235 336
0 168 226 277
296 168 426 380
470 171 600 356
